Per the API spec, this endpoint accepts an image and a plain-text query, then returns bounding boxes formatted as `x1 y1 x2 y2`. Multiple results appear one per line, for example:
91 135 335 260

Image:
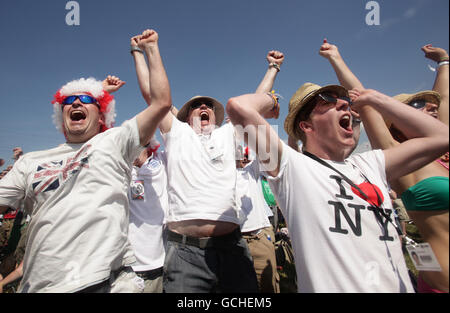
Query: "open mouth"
200 111 210 122
339 115 352 132
70 110 86 122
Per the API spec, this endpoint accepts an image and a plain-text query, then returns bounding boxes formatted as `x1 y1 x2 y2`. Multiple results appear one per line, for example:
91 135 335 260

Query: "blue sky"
0 0 448 167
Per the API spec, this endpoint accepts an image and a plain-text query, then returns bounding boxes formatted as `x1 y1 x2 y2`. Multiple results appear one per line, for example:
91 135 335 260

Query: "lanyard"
303 151 403 236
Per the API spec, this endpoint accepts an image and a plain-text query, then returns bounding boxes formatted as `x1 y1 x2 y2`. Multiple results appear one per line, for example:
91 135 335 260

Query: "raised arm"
422 44 449 126
227 93 282 177
131 32 176 133
320 40 398 151
134 29 172 146
319 39 364 90
255 50 284 94
131 35 151 105
227 51 285 173
350 88 449 181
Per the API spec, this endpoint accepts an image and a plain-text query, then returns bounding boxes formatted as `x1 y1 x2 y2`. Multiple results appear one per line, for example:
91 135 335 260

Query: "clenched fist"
319 38 341 61
267 50 284 67
138 29 159 50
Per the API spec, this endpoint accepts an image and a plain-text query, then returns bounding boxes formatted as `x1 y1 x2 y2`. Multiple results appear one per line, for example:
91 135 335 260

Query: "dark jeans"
163 230 258 293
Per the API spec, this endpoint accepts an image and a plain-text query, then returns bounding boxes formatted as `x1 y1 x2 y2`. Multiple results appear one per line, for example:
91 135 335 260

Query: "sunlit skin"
421 101 439 119
300 94 356 161
397 99 449 292
187 103 216 134
62 94 105 144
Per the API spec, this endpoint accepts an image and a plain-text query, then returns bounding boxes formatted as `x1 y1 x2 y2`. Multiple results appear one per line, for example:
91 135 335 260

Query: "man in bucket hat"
0 30 172 292
161 95 259 293
150 46 284 292
226 78 448 292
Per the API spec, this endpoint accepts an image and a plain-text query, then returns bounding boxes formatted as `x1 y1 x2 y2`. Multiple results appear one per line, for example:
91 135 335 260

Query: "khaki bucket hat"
177 95 225 127
284 83 349 141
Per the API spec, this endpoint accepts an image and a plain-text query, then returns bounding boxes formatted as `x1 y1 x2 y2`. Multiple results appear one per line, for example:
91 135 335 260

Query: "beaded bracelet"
267 90 280 119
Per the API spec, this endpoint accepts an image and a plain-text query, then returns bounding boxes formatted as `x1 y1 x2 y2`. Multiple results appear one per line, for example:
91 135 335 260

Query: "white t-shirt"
161 118 239 224
128 151 168 272
265 142 414 293
0 118 143 293
236 160 272 233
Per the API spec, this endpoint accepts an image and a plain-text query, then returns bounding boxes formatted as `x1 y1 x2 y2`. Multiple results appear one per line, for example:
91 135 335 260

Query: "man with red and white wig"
0 29 172 292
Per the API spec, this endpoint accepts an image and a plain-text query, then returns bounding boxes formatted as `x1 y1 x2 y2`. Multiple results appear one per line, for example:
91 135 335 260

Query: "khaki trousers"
243 226 280 293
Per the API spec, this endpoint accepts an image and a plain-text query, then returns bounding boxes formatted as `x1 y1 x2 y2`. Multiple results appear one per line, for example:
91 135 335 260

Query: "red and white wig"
51 77 116 134
147 136 161 156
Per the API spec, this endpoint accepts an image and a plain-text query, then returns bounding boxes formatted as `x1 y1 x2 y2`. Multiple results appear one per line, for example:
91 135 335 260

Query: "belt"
135 267 163 280
167 228 241 249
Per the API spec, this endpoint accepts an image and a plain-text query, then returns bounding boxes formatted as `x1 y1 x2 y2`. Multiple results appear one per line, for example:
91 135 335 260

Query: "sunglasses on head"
407 100 426 110
318 93 352 106
62 95 99 106
190 101 214 110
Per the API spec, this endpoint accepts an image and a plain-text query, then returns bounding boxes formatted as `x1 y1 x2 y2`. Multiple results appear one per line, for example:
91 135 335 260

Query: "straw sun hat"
177 96 225 126
284 83 349 141
385 90 441 128
393 90 441 106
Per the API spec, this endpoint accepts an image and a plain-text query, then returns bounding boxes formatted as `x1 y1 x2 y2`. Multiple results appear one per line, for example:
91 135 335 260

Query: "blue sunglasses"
62 95 99 106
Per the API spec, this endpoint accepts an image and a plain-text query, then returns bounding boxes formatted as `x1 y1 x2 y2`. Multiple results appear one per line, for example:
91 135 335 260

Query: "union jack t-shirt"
0 117 143 293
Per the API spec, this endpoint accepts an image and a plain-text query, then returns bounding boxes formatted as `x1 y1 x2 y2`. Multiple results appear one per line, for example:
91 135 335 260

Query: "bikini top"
401 176 449 211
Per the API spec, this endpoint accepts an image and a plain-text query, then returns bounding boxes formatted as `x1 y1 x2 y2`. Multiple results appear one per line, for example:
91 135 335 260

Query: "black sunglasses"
408 100 426 110
298 93 352 122
190 101 214 110
318 93 352 106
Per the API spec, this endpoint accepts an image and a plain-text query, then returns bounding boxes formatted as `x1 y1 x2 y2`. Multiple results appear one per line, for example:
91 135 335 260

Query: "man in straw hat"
319 40 449 293
0 29 172 292
150 45 283 291
226 75 448 292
